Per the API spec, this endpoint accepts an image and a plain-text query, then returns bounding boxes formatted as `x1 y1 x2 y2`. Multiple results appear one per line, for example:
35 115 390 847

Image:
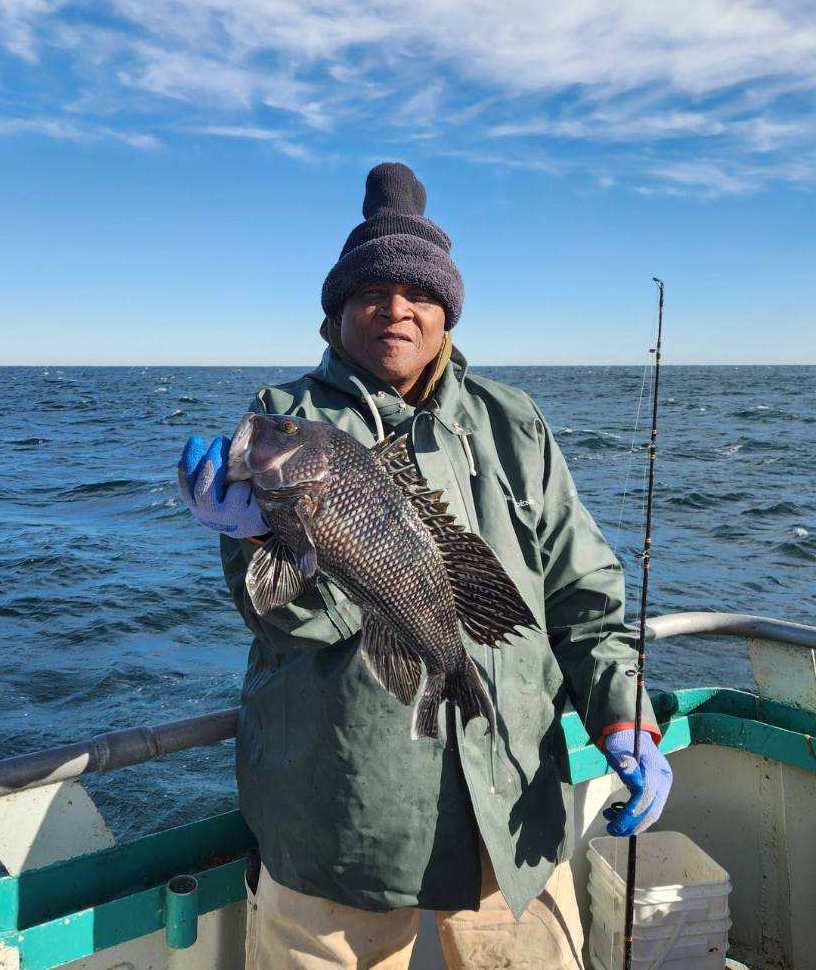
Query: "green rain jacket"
220 345 659 919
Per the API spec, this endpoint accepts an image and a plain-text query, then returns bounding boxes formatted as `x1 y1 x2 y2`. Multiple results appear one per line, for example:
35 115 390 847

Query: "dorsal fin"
438 533 537 645
371 433 537 645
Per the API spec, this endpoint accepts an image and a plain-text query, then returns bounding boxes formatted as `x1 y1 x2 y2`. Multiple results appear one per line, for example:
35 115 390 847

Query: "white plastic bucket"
587 831 732 970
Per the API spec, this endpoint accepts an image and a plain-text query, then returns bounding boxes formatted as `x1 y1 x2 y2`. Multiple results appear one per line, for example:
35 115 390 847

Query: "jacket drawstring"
349 374 385 442
452 422 477 477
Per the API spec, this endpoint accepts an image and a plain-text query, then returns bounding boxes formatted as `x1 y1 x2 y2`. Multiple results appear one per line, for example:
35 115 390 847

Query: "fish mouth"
226 413 256 482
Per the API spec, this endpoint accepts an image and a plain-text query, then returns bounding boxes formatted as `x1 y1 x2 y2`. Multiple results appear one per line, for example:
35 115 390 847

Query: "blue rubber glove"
602 729 672 837
177 435 267 538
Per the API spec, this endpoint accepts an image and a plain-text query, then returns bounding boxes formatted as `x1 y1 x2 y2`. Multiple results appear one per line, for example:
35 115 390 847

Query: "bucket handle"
643 911 688 970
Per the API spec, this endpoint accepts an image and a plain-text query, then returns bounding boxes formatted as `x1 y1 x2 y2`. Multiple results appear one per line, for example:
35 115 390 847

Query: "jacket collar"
307 345 469 428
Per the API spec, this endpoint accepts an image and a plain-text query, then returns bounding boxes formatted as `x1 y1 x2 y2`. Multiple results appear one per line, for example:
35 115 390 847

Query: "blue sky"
2 1 815 365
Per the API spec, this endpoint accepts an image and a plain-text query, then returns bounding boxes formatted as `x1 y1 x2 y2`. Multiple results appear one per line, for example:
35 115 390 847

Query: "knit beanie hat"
321 162 464 328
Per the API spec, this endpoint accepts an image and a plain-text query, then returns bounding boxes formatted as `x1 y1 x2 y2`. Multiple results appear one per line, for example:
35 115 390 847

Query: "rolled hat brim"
321 234 464 328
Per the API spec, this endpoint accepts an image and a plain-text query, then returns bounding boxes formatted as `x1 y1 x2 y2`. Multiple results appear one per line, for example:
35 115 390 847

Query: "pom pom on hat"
362 162 427 218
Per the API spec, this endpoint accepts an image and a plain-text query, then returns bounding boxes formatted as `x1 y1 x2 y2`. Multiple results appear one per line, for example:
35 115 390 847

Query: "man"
178 162 672 970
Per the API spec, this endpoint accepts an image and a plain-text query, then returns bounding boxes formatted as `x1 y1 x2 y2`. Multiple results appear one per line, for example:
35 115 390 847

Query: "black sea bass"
226 413 536 740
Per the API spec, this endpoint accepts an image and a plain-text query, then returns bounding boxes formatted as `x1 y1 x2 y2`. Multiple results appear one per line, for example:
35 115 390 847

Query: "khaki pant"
245 841 585 970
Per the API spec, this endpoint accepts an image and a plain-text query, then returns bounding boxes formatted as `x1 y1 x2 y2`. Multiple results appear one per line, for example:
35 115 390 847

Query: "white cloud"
646 155 816 196
2 0 816 190
413 0 816 96
117 43 328 127
650 160 758 195
389 82 446 129
732 116 810 151
114 130 161 149
0 115 85 139
436 147 565 175
0 115 161 147
187 124 313 159
488 110 727 142
0 0 60 61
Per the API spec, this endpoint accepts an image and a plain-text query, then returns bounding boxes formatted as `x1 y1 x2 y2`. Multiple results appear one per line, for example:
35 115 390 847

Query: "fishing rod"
621 276 664 970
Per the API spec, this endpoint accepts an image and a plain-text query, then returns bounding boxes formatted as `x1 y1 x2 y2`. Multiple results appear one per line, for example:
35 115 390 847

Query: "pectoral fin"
246 536 310 615
293 495 319 579
360 613 423 705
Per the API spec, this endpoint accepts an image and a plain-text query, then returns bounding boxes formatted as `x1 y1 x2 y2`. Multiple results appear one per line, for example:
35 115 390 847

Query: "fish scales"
314 429 460 676
226 412 537 740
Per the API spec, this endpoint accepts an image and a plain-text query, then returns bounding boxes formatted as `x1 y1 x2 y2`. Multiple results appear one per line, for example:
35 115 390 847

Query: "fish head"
226 413 331 496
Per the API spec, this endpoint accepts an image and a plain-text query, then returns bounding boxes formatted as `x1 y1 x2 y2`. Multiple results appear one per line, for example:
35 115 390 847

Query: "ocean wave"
773 538 815 562
730 437 790 453
161 409 187 424
178 395 202 404
708 523 748 540
0 551 98 583
667 490 747 510
35 394 97 408
34 398 74 409
568 429 623 450
8 437 50 447
59 478 147 498
732 406 798 421
741 500 802 517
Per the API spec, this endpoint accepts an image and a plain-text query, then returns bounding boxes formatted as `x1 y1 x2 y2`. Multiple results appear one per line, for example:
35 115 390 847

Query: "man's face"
339 282 446 395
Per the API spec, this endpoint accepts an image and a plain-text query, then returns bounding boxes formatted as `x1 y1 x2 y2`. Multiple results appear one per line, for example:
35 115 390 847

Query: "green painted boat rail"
3 681 816 968
564 685 816 783
0 812 254 969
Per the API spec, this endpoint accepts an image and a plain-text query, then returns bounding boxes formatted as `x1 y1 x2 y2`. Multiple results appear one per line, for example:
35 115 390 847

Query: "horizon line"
1 361 814 368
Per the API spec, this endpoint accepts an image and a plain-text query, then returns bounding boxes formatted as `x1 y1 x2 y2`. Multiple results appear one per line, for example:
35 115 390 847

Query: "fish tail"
411 673 445 740
447 655 496 738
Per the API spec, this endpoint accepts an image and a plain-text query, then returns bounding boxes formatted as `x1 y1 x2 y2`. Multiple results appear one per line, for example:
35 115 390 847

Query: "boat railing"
1 611 814 797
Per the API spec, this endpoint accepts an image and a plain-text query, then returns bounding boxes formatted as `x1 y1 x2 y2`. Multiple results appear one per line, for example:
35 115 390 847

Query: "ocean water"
1 364 814 841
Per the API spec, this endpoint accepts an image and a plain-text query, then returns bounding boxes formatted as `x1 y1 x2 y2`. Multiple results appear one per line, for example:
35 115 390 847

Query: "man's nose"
379 291 413 319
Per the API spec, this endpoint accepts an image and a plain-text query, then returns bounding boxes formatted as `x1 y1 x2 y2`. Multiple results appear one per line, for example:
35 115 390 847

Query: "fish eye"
279 419 298 435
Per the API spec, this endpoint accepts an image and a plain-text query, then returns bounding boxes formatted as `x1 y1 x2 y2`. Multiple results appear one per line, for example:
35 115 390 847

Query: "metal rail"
0 708 238 797
646 611 816 648
0 611 813 797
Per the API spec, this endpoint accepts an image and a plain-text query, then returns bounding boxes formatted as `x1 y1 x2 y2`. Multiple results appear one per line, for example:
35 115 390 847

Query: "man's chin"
367 350 417 385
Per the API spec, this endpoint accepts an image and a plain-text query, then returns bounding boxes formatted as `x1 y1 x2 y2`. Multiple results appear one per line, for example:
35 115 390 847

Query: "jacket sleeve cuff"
594 720 662 749
245 532 272 546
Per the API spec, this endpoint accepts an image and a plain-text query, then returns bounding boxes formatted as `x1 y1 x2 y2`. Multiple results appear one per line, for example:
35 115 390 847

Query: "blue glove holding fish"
601 729 672 836
177 435 268 538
